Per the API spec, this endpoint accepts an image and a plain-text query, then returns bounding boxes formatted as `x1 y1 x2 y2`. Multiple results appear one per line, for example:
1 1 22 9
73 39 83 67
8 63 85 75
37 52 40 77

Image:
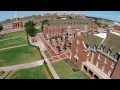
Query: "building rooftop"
101 32 120 58
94 33 107 39
85 33 103 48
46 19 98 27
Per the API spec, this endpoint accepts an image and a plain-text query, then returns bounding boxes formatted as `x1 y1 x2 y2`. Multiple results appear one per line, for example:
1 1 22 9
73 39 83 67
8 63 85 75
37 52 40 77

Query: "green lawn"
0 36 27 49
0 30 28 49
0 46 43 67
44 50 51 58
1 30 26 39
52 60 90 79
9 66 47 79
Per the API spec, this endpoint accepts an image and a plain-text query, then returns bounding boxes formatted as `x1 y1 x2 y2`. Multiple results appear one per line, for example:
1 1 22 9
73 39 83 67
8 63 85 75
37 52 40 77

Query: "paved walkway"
0 36 24 41
0 44 28 51
0 60 44 71
29 35 60 79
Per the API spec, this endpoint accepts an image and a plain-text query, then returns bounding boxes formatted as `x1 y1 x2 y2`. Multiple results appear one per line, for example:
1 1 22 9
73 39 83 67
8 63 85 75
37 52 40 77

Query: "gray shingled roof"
101 33 120 58
46 19 97 27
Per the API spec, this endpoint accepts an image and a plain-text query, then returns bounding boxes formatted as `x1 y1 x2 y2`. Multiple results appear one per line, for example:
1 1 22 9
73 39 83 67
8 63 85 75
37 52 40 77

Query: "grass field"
0 30 28 49
0 46 42 67
1 30 26 39
9 66 47 79
0 37 27 49
52 60 90 79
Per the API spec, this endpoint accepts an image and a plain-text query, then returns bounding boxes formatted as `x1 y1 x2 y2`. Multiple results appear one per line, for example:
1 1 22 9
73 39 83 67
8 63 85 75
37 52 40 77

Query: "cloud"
118 16 120 18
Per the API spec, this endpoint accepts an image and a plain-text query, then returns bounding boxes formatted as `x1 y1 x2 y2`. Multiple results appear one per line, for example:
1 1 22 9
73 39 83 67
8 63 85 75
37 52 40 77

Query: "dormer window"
93 45 98 51
85 42 90 50
107 47 114 56
114 52 120 61
100 44 106 52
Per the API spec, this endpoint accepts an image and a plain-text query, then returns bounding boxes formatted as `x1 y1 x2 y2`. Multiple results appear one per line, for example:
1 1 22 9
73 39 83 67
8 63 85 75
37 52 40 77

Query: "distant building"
43 19 98 39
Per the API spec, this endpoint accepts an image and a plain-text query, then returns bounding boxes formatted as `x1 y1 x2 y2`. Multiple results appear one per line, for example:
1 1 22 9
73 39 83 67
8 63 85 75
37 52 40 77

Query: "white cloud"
118 16 120 18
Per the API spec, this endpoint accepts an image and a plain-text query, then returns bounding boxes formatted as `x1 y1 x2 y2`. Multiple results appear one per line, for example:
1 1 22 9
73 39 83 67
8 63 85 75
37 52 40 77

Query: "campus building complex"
71 28 120 79
43 19 98 39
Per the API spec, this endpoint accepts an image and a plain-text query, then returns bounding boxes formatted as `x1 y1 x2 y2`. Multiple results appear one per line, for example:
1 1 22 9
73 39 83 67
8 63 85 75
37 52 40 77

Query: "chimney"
106 29 111 37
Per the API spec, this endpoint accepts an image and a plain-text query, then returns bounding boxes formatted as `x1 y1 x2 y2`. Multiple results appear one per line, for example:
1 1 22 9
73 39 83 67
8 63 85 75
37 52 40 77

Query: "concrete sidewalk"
0 44 28 51
0 60 44 71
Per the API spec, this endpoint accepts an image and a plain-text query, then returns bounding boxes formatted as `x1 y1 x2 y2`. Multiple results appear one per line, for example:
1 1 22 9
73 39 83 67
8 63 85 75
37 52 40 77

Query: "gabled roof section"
85 33 103 48
102 32 120 57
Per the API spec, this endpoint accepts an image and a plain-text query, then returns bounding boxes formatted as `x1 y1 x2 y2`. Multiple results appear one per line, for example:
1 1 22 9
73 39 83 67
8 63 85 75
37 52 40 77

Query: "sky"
0 11 120 22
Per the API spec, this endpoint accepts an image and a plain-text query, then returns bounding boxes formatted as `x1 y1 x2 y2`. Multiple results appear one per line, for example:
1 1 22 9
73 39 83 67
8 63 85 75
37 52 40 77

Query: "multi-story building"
43 19 98 39
71 28 120 79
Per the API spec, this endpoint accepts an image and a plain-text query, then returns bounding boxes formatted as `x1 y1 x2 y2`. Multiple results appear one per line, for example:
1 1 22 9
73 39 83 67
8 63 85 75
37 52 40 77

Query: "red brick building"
43 19 98 39
113 25 120 33
71 29 120 79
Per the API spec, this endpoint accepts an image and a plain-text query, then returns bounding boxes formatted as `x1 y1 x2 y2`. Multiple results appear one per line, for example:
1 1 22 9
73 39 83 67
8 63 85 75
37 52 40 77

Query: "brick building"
71 29 120 79
43 19 98 39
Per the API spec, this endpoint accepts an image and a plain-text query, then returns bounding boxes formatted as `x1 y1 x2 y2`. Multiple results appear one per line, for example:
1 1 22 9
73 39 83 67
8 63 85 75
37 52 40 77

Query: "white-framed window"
102 66 105 71
104 58 108 64
77 32 81 35
98 54 101 60
76 47 78 52
100 47 103 52
87 52 90 56
111 62 115 68
96 61 99 67
77 40 80 44
107 50 111 56
108 70 112 76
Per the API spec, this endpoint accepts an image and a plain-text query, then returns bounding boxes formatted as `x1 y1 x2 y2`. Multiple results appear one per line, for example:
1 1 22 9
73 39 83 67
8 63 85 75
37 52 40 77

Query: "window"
104 58 108 64
77 32 81 35
111 62 115 68
100 47 103 52
98 54 101 60
76 47 78 52
102 66 105 71
96 61 99 67
107 50 111 56
77 40 80 44
108 70 112 76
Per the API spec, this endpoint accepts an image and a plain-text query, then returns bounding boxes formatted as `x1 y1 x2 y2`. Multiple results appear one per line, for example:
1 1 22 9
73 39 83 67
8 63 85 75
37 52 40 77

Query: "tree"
24 21 35 28
55 36 58 41
0 24 3 31
41 19 49 31
25 21 37 36
63 44 67 50
56 46 61 53
25 26 37 36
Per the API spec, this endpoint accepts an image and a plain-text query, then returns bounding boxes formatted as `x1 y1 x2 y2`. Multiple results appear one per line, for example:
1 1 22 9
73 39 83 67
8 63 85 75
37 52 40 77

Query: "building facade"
43 19 98 39
71 29 120 79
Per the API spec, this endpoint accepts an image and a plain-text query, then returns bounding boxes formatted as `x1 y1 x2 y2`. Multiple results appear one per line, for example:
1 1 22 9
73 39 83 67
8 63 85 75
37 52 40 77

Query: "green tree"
0 24 3 31
63 44 67 50
55 36 58 41
25 21 37 36
25 26 37 36
24 21 35 28
41 19 49 31
56 46 61 53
